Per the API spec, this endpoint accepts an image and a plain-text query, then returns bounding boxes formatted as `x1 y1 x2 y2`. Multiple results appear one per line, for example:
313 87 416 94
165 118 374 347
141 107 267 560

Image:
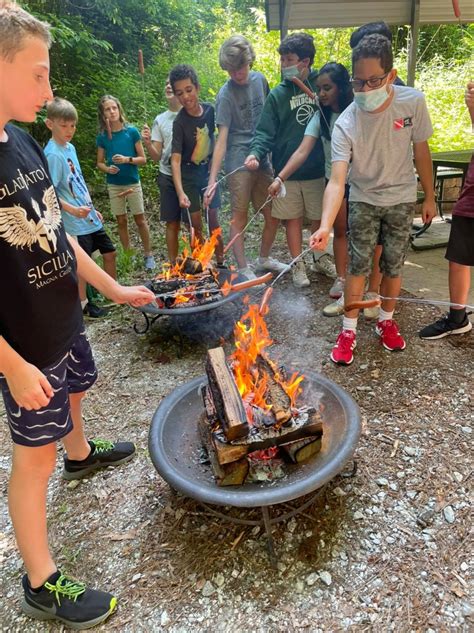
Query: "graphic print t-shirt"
171 103 215 165
45 139 102 236
0 125 82 368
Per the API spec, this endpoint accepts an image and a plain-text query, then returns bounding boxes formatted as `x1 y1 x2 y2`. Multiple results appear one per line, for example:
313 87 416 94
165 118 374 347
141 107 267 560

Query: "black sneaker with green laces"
63 439 136 480
22 571 117 630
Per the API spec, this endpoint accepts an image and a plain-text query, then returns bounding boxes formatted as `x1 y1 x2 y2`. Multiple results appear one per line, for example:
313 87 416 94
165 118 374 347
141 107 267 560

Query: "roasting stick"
344 294 474 313
224 196 272 254
269 246 314 288
184 206 196 247
202 164 246 194
138 49 147 121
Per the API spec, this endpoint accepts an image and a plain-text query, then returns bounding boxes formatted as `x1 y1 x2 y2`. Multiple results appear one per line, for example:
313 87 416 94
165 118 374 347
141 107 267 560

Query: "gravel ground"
0 241 473 632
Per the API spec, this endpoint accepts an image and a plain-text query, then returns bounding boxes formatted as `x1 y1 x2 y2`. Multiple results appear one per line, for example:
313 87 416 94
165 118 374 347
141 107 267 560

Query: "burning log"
256 355 292 425
205 347 248 441
198 414 249 486
280 436 322 463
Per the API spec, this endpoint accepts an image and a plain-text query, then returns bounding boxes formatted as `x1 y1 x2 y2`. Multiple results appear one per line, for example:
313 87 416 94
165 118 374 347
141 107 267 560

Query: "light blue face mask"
282 64 301 80
353 84 391 112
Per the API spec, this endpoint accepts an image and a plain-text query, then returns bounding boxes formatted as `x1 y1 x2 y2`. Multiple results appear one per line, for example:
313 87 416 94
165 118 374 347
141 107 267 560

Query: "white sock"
342 316 358 332
379 309 394 322
81 299 88 310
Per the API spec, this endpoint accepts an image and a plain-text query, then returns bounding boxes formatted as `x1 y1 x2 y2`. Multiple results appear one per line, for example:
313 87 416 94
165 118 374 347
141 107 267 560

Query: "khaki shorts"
228 169 273 214
272 178 324 221
108 183 145 216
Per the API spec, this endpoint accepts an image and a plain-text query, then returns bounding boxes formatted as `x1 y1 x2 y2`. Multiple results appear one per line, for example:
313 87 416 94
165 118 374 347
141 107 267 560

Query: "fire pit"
149 369 361 560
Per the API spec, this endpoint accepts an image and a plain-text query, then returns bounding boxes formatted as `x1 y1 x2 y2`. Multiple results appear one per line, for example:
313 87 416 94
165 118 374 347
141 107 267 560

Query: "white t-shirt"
151 109 179 176
331 85 433 206
305 110 340 180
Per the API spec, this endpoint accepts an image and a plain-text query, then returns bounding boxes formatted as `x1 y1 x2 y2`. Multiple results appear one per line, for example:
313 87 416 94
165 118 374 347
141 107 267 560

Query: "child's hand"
108 165 120 174
179 193 191 209
203 182 217 206
111 154 128 164
268 178 282 198
465 81 474 111
244 154 259 171
95 210 103 222
74 205 92 219
141 124 151 142
113 285 156 307
421 198 437 224
5 361 54 411
310 228 330 251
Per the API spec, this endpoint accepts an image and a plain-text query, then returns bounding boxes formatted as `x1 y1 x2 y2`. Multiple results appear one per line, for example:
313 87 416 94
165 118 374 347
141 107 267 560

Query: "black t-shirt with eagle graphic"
0 124 82 368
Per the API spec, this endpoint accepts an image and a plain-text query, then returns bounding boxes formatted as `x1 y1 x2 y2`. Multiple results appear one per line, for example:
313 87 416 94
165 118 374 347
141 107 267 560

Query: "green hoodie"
250 70 325 181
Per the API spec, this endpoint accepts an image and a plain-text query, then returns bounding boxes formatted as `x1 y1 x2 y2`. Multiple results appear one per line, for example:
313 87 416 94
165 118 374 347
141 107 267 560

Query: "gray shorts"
348 201 416 277
1 330 97 447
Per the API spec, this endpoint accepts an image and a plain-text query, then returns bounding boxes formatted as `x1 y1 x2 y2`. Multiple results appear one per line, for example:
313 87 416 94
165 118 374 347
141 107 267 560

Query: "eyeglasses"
350 73 389 91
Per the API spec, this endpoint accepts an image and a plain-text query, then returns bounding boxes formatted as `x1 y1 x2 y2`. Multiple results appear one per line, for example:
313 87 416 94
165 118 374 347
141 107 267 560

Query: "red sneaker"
330 329 357 365
376 319 406 351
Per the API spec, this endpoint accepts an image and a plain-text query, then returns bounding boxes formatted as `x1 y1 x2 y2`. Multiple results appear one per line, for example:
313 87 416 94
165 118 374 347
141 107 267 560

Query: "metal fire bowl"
136 268 247 316
149 370 361 508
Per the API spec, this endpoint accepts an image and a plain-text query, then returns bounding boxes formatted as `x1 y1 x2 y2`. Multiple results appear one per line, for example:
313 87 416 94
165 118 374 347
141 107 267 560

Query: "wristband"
275 175 284 185
129 156 133 164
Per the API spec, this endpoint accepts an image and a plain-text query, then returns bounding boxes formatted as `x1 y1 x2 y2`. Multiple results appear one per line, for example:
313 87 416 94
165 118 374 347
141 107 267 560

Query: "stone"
214 573 225 588
443 505 455 524
354 511 364 520
376 477 389 486
306 572 319 586
319 571 332 586
403 446 417 456
161 611 170 627
201 581 216 597
333 486 346 497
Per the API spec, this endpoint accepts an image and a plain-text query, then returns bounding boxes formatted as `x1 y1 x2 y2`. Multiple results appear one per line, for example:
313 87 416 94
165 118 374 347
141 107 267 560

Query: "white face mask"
282 64 301 80
353 84 391 112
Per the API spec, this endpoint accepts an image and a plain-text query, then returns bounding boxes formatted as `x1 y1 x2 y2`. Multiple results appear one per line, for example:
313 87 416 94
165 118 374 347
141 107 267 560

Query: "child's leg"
166 221 180 262
260 206 280 258
250 170 279 259
229 209 248 269
332 200 349 279
285 217 304 258
9 442 57 587
133 213 152 256
207 206 224 264
102 251 117 280
367 245 383 293
62 391 90 461
116 214 130 251
449 262 471 307
343 274 366 319
379 275 402 313
189 210 203 244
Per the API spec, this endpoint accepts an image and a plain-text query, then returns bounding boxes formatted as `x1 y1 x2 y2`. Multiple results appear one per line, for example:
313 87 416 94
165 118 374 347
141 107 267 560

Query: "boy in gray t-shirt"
204 35 285 279
310 34 437 366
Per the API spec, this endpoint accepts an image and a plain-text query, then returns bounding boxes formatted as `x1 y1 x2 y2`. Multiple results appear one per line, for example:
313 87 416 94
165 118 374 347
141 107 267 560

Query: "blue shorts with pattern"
348 201 416 277
0 329 97 447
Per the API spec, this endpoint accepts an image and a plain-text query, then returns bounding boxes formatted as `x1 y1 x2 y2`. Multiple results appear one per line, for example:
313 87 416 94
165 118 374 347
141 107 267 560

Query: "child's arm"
112 140 146 166
310 161 348 251
142 124 163 162
59 197 91 219
0 336 54 410
413 141 437 224
68 237 155 306
97 146 119 175
244 95 278 170
268 135 316 197
171 152 191 209
204 125 228 206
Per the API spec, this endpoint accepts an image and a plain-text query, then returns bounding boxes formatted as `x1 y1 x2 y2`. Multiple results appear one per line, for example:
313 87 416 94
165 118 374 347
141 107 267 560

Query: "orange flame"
191 227 221 269
230 303 304 413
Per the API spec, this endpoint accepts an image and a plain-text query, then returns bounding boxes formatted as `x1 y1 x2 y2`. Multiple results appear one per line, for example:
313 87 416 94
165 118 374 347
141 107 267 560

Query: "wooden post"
407 0 420 87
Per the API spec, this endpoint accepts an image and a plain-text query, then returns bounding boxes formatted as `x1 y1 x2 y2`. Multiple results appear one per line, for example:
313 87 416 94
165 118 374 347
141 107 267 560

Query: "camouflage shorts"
348 201 416 277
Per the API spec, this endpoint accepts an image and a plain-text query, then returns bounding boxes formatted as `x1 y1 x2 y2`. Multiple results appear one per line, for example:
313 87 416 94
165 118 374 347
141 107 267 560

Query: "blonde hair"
219 35 255 71
97 94 127 133
0 1 51 62
46 97 78 122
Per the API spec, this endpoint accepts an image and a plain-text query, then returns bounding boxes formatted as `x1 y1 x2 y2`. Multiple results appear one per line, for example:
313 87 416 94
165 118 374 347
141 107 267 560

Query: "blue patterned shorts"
1 330 97 447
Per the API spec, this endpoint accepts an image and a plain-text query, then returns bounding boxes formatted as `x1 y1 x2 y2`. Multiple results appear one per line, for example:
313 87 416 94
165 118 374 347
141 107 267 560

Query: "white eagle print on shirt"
0 185 62 254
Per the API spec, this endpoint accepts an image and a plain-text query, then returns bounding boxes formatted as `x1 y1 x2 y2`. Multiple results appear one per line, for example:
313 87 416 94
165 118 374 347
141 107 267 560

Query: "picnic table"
431 149 473 219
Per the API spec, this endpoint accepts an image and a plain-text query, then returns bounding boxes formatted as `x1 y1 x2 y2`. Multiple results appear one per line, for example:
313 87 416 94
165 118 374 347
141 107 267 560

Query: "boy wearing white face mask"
245 32 336 289
310 34 437 366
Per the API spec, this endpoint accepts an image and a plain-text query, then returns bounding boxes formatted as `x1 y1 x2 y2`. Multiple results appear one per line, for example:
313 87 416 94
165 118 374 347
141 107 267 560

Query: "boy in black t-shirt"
0 3 154 628
170 64 224 263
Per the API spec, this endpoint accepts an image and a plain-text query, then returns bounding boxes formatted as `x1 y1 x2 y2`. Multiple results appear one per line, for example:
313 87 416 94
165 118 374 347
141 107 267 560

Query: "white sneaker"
238 266 257 281
323 294 345 317
254 256 287 274
329 276 345 299
364 291 380 319
292 260 310 288
311 253 337 278
144 255 156 271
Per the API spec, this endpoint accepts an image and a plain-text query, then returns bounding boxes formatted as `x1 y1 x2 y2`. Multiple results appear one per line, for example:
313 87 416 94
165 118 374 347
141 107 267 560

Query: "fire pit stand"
149 371 361 564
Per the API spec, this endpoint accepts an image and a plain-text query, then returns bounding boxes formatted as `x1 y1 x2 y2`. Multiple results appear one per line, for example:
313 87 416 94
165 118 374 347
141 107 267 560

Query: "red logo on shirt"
394 117 413 130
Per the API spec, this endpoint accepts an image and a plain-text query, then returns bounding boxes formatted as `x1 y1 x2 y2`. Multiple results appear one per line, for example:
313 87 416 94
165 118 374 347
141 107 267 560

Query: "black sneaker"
419 313 472 340
63 439 136 480
83 303 109 319
22 571 116 629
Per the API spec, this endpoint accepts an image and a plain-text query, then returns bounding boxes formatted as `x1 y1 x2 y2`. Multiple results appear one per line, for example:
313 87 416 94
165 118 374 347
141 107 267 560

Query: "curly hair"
317 62 353 141
350 21 392 49
278 32 315 67
352 34 393 74
169 64 199 91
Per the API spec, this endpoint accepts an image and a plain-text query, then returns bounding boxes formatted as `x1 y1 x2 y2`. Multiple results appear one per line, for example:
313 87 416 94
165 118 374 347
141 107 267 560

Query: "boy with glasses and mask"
245 32 336 289
310 34 436 366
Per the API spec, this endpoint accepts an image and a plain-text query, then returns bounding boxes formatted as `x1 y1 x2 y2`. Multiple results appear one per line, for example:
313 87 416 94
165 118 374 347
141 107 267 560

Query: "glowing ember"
230 302 304 412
